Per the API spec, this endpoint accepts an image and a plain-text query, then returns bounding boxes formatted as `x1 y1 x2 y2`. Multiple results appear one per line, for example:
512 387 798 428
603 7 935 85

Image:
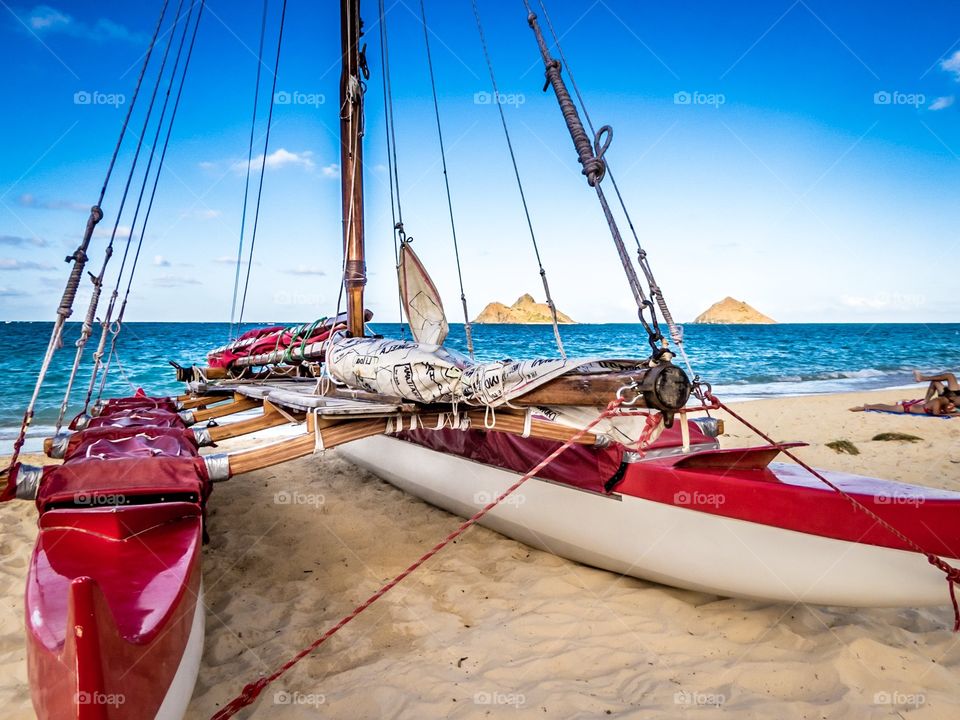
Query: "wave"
727 367 910 386
712 368 918 401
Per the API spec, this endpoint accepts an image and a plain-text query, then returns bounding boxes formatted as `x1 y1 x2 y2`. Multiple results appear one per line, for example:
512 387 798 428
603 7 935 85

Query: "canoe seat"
35 456 210 514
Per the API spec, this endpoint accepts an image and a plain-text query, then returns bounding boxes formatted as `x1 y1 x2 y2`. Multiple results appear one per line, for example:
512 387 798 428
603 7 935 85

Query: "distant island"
693 297 775 324
474 293 576 324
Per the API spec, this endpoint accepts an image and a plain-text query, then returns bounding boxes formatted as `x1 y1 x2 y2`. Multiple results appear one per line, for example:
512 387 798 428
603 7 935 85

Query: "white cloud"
21 6 146 44
153 255 171 267
321 163 340 179
0 287 28 297
214 256 259 266
0 258 54 271
152 275 201 288
286 265 326 276
929 95 955 111
230 148 316 174
94 225 134 240
17 193 87 211
943 51 960 81
0 234 46 247
27 5 70 31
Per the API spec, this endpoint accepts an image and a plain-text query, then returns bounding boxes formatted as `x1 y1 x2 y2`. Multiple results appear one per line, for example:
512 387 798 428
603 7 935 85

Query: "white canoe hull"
156 584 205 720
338 435 957 608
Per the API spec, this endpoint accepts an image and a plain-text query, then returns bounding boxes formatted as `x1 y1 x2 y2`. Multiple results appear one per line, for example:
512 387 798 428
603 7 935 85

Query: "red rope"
714 396 960 631
211 398 633 719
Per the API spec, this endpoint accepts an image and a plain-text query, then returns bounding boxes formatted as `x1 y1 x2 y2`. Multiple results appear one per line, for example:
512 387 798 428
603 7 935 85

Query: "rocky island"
693 297 775 324
473 293 576 324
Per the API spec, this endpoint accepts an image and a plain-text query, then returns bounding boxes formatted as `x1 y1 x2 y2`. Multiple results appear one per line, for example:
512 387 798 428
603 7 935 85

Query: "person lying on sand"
850 396 957 416
914 370 960 403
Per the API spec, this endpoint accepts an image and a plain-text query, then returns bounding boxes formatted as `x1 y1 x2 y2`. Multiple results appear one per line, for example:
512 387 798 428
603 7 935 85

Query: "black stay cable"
378 0 407 336
6 0 174 462
237 0 289 329
419 0 474 356
96 0 208 405
79 0 189 415
229 0 270 341
470 0 566 358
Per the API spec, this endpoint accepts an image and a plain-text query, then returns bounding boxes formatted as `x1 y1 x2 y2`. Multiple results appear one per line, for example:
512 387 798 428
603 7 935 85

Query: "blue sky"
0 0 958 324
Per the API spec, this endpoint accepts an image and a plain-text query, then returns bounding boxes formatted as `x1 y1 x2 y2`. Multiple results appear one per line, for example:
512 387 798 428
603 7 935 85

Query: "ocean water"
1 321 958 451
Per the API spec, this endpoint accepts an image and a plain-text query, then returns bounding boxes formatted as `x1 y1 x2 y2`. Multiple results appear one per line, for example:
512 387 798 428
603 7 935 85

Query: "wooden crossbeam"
188 394 260 423
206 400 304 442
221 410 598 477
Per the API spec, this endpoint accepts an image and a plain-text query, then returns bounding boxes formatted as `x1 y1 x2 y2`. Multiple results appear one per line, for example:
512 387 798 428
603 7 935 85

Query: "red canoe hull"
26 503 204 719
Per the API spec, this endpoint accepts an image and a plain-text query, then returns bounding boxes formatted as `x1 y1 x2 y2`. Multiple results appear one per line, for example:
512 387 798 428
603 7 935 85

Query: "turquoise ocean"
1 321 958 452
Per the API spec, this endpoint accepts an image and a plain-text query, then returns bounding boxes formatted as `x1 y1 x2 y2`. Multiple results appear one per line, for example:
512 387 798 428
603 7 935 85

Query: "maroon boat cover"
63 427 199 461
208 323 344 368
399 429 624 494
35 456 211 514
399 418 710 494
86 408 187 430
98 396 178 415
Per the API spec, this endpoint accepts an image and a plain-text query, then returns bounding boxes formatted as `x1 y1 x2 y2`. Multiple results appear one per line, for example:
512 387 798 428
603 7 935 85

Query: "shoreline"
1 386 958 718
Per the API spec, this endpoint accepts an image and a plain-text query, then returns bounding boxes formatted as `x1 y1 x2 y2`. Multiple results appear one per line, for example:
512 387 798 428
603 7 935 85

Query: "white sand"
2 387 959 719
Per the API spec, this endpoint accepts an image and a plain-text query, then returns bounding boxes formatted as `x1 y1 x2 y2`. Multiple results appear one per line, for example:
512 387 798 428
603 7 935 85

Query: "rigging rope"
58 0 189 431
419 0 474 357
5 0 173 465
236 0 289 330
80 0 191 415
210 397 630 719
470 0 566 358
95 1 207 406
228 0 270 342
534 0 695 376
377 0 407 337
520 0 673 361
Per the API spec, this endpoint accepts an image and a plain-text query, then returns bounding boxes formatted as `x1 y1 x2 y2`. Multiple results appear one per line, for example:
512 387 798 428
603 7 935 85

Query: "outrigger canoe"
338 416 960 608
9 402 213 720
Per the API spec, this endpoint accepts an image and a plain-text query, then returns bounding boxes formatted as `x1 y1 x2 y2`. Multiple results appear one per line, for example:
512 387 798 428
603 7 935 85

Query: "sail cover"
327 335 651 409
398 243 448 346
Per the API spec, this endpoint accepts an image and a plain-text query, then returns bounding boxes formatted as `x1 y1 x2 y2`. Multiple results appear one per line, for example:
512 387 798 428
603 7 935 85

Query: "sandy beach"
2 386 959 719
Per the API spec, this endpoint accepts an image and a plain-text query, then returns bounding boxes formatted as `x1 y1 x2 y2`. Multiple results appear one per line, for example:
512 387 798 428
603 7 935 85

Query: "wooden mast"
340 0 366 337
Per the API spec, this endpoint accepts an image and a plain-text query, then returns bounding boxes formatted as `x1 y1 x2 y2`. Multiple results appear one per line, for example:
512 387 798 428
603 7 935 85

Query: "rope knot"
928 555 960 631
928 555 960 581
582 157 606 186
